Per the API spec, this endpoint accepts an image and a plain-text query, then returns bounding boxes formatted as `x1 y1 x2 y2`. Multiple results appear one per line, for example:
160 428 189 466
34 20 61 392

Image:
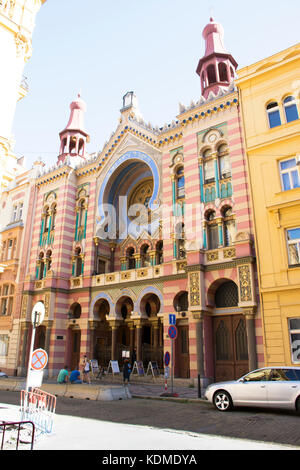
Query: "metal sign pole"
25 311 38 394
171 337 174 395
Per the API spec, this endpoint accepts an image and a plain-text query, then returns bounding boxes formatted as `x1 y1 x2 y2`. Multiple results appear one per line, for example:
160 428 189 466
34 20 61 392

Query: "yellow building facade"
236 43 300 366
0 0 46 193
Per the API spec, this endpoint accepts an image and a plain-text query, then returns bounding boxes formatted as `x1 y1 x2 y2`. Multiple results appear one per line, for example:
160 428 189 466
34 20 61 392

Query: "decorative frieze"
189 272 200 306
238 265 252 302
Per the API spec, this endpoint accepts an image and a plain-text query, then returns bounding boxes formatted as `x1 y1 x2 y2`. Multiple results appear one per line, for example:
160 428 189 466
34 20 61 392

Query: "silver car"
204 367 300 412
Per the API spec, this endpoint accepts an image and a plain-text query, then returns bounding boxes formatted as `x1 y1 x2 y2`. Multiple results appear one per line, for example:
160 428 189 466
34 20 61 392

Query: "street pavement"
1 376 300 450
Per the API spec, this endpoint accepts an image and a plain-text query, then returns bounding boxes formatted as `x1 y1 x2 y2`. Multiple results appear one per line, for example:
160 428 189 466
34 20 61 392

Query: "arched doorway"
34 325 46 350
93 298 111 367
115 296 134 363
173 291 190 378
140 293 163 367
212 280 249 382
68 302 82 370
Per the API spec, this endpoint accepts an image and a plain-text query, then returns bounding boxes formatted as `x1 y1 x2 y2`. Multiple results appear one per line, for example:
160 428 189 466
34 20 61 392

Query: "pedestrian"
57 365 69 384
123 358 131 385
82 354 91 384
69 367 82 384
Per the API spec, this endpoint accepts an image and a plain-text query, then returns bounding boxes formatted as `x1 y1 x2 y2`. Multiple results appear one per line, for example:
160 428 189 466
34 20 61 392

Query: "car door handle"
292 385 297 388
260 385 266 388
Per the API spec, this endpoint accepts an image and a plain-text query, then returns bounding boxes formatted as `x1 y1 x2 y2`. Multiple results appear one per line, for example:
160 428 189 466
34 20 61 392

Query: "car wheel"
295 396 300 414
213 390 233 412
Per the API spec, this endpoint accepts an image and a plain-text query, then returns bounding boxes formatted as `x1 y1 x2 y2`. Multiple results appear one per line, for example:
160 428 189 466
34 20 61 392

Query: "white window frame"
286 227 300 266
289 318 300 364
279 157 300 191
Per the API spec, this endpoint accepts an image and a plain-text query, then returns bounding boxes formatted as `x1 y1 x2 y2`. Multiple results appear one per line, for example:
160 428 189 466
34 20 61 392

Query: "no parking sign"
31 349 48 371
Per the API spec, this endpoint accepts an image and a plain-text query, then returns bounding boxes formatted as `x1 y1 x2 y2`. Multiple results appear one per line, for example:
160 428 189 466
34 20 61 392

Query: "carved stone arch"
214 138 229 153
90 292 114 318
136 286 164 316
45 191 57 205
171 151 184 169
199 144 213 157
202 127 224 145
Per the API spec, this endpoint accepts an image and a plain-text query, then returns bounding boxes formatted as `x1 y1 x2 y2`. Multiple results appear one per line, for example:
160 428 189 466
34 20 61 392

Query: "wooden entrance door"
71 330 81 370
177 325 190 378
213 315 249 382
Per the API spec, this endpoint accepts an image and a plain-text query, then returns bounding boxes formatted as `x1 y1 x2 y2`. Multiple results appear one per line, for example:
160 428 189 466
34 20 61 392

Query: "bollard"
198 374 201 398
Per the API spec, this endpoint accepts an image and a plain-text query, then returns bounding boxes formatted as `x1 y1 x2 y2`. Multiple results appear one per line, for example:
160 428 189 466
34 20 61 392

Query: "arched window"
45 250 52 272
207 64 216 84
44 207 50 233
140 244 150 267
215 281 239 307
283 96 299 123
222 206 236 246
174 291 189 312
218 62 228 82
78 200 86 227
38 252 45 280
218 144 231 179
75 248 82 277
266 101 281 128
156 241 163 265
126 247 135 270
176 166 185 199
51 204 57 230
206 211 218 249
175 222 186 259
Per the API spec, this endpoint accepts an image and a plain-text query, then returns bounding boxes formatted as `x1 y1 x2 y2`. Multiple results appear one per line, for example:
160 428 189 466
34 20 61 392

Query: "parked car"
204 367 300 412
0 371 8 378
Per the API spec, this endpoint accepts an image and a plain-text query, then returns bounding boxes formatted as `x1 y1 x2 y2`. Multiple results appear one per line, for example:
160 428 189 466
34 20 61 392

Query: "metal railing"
0 421 35 450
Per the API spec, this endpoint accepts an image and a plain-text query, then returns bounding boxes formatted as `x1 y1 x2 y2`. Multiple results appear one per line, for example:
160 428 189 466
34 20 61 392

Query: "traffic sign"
31 349 48 371
168 325 178 340
169 314 176 325
164 351 170 367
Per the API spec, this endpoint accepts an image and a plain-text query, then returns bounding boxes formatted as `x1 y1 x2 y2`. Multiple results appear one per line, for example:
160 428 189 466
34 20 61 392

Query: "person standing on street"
82 354 91 384
123 359 131 385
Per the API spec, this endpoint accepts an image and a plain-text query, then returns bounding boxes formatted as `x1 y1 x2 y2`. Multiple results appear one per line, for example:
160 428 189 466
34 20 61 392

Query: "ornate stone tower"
0 0 46 192
196 17 238 98
58 94 90 168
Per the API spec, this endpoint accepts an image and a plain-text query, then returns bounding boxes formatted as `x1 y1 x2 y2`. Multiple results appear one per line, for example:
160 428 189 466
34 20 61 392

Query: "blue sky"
12 0 300 168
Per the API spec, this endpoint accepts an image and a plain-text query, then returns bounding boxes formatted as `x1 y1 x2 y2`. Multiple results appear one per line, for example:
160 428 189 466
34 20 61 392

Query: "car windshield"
242 369 271 382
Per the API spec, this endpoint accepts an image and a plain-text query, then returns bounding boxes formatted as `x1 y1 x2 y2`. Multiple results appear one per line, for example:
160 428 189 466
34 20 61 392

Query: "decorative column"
111 322 118 361
129 323 135 354
20 321 31 370
109 242 116 273
74 208 79 242
198 157 205 202
149 250 156 266
171 174 176 215
46 211 52 245
243 308 257 372
83 204 88 239
39 217 44 246
120 256 127 271
212 152 220 199
93 236 100 274
44 320 53 355
192 312 205 377
202 222 207 250
80 253 85 275
216 217 224 247
133 253 141 269
135 320 143 362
